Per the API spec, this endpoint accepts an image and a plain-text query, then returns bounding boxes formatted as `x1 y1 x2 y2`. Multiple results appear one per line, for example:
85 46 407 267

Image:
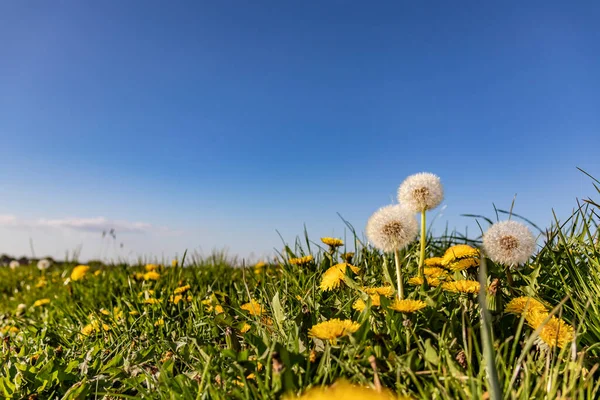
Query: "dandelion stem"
418 209 427 278
394 249 404 300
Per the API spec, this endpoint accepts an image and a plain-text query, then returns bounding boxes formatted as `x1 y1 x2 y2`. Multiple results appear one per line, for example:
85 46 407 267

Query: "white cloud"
0 214 156 234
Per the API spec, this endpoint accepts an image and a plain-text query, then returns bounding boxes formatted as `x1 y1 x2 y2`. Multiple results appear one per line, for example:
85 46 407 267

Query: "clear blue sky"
1 1 598 262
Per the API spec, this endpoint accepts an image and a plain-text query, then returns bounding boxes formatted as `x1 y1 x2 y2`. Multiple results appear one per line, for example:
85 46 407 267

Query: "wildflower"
408 276 441 287
143 298 161 305
33 298 51 307
441 245 480 265
240 323 251 333
309 349 317 363
321 237 344 248
364 286 395 297
9 260 19 269
254 261 267 274
37 259 51 271
442 280 480 294
366 205 418 252
171 259 178 267
1 326 19 335
352 294 381 312
505 297 547 316
389 299 427 313
71 265 90 281
215 305 224 314
446 258 479 272
341 252 355 263
35 279 47 288
308 319 360 343
289 255 314 266
81 324 95 336
483 220 536 267
129 310 140 316
143 271 161 281
397 172 444 213
424 257 444 267
138 289 155 297
423 267 447 278
99 308 111 316
94 270 102 276
174 284 191 294
319 263 359 291
241 299 264 316
170 295 183 304
145 263 159 272
289 379 399 400
154 319 164 327
526 312 575 349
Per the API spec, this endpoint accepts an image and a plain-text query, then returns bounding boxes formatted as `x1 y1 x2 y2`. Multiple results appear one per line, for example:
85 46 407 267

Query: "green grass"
1 186 599 399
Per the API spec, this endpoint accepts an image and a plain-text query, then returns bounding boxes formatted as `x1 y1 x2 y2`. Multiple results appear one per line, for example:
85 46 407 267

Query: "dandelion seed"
397 172 444 213
289 255 314 266
241 299 264 316
442 280 480 294
71 265 90 281
37 259 51 271
366 205 418 252
308 319 360 343
9 260 19 270
483 220 536 267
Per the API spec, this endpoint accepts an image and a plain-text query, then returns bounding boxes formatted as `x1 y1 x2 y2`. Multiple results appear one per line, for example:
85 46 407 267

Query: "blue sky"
1 1 598 262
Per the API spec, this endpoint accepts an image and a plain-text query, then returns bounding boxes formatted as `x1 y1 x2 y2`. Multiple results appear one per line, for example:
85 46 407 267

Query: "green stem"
418 209 427 278
394 249 404 300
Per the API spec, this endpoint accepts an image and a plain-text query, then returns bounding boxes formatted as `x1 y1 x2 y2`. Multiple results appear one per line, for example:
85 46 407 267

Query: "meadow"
1 172 599 399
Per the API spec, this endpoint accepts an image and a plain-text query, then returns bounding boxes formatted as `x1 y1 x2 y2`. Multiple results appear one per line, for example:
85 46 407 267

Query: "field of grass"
1 174 600 399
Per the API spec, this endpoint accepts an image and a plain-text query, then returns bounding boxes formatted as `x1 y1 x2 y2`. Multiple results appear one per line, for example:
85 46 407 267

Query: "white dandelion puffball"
366 204 419 252
37 259 51 270
9 260 19 269
483 220 536 266
397 172 444 212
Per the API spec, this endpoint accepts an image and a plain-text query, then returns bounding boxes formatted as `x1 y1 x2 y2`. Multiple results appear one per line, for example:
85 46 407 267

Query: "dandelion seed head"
397 172 444 212
366 205 418 252
483 220 536 267
37 259 51 271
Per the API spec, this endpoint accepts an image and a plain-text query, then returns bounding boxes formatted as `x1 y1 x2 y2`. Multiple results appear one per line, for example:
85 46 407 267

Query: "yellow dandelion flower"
505 297 547 316
102 323 110 331
33 298 51 307
423 267 447 278
389 299 427 313
81 324 95 336
254 261 267 274
288 379 400 400
364 285 395 297
408 276 441 287
35 279 47 288
132 272 145 280
308 319 360 343
442 280 480 294
289 255 314 266
424 257 444 267
241 299 264 316
154 319 165 327
94 270 102 276
240 323 251 333
113 307 124 320
129 310 140 316
527 313 575 349
442 244 479 265
446 258 479 272
143 298 161 305
170 294 183 304
309 349 317 363
321 237 344 248
174 284 191 294
145 263 159 272
171 259 178 267
215 305 224 314
99 308 111 316
352 294 381 312
341 252 355 263
143 271 161 281
71 265 90 281
320 265 347 291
